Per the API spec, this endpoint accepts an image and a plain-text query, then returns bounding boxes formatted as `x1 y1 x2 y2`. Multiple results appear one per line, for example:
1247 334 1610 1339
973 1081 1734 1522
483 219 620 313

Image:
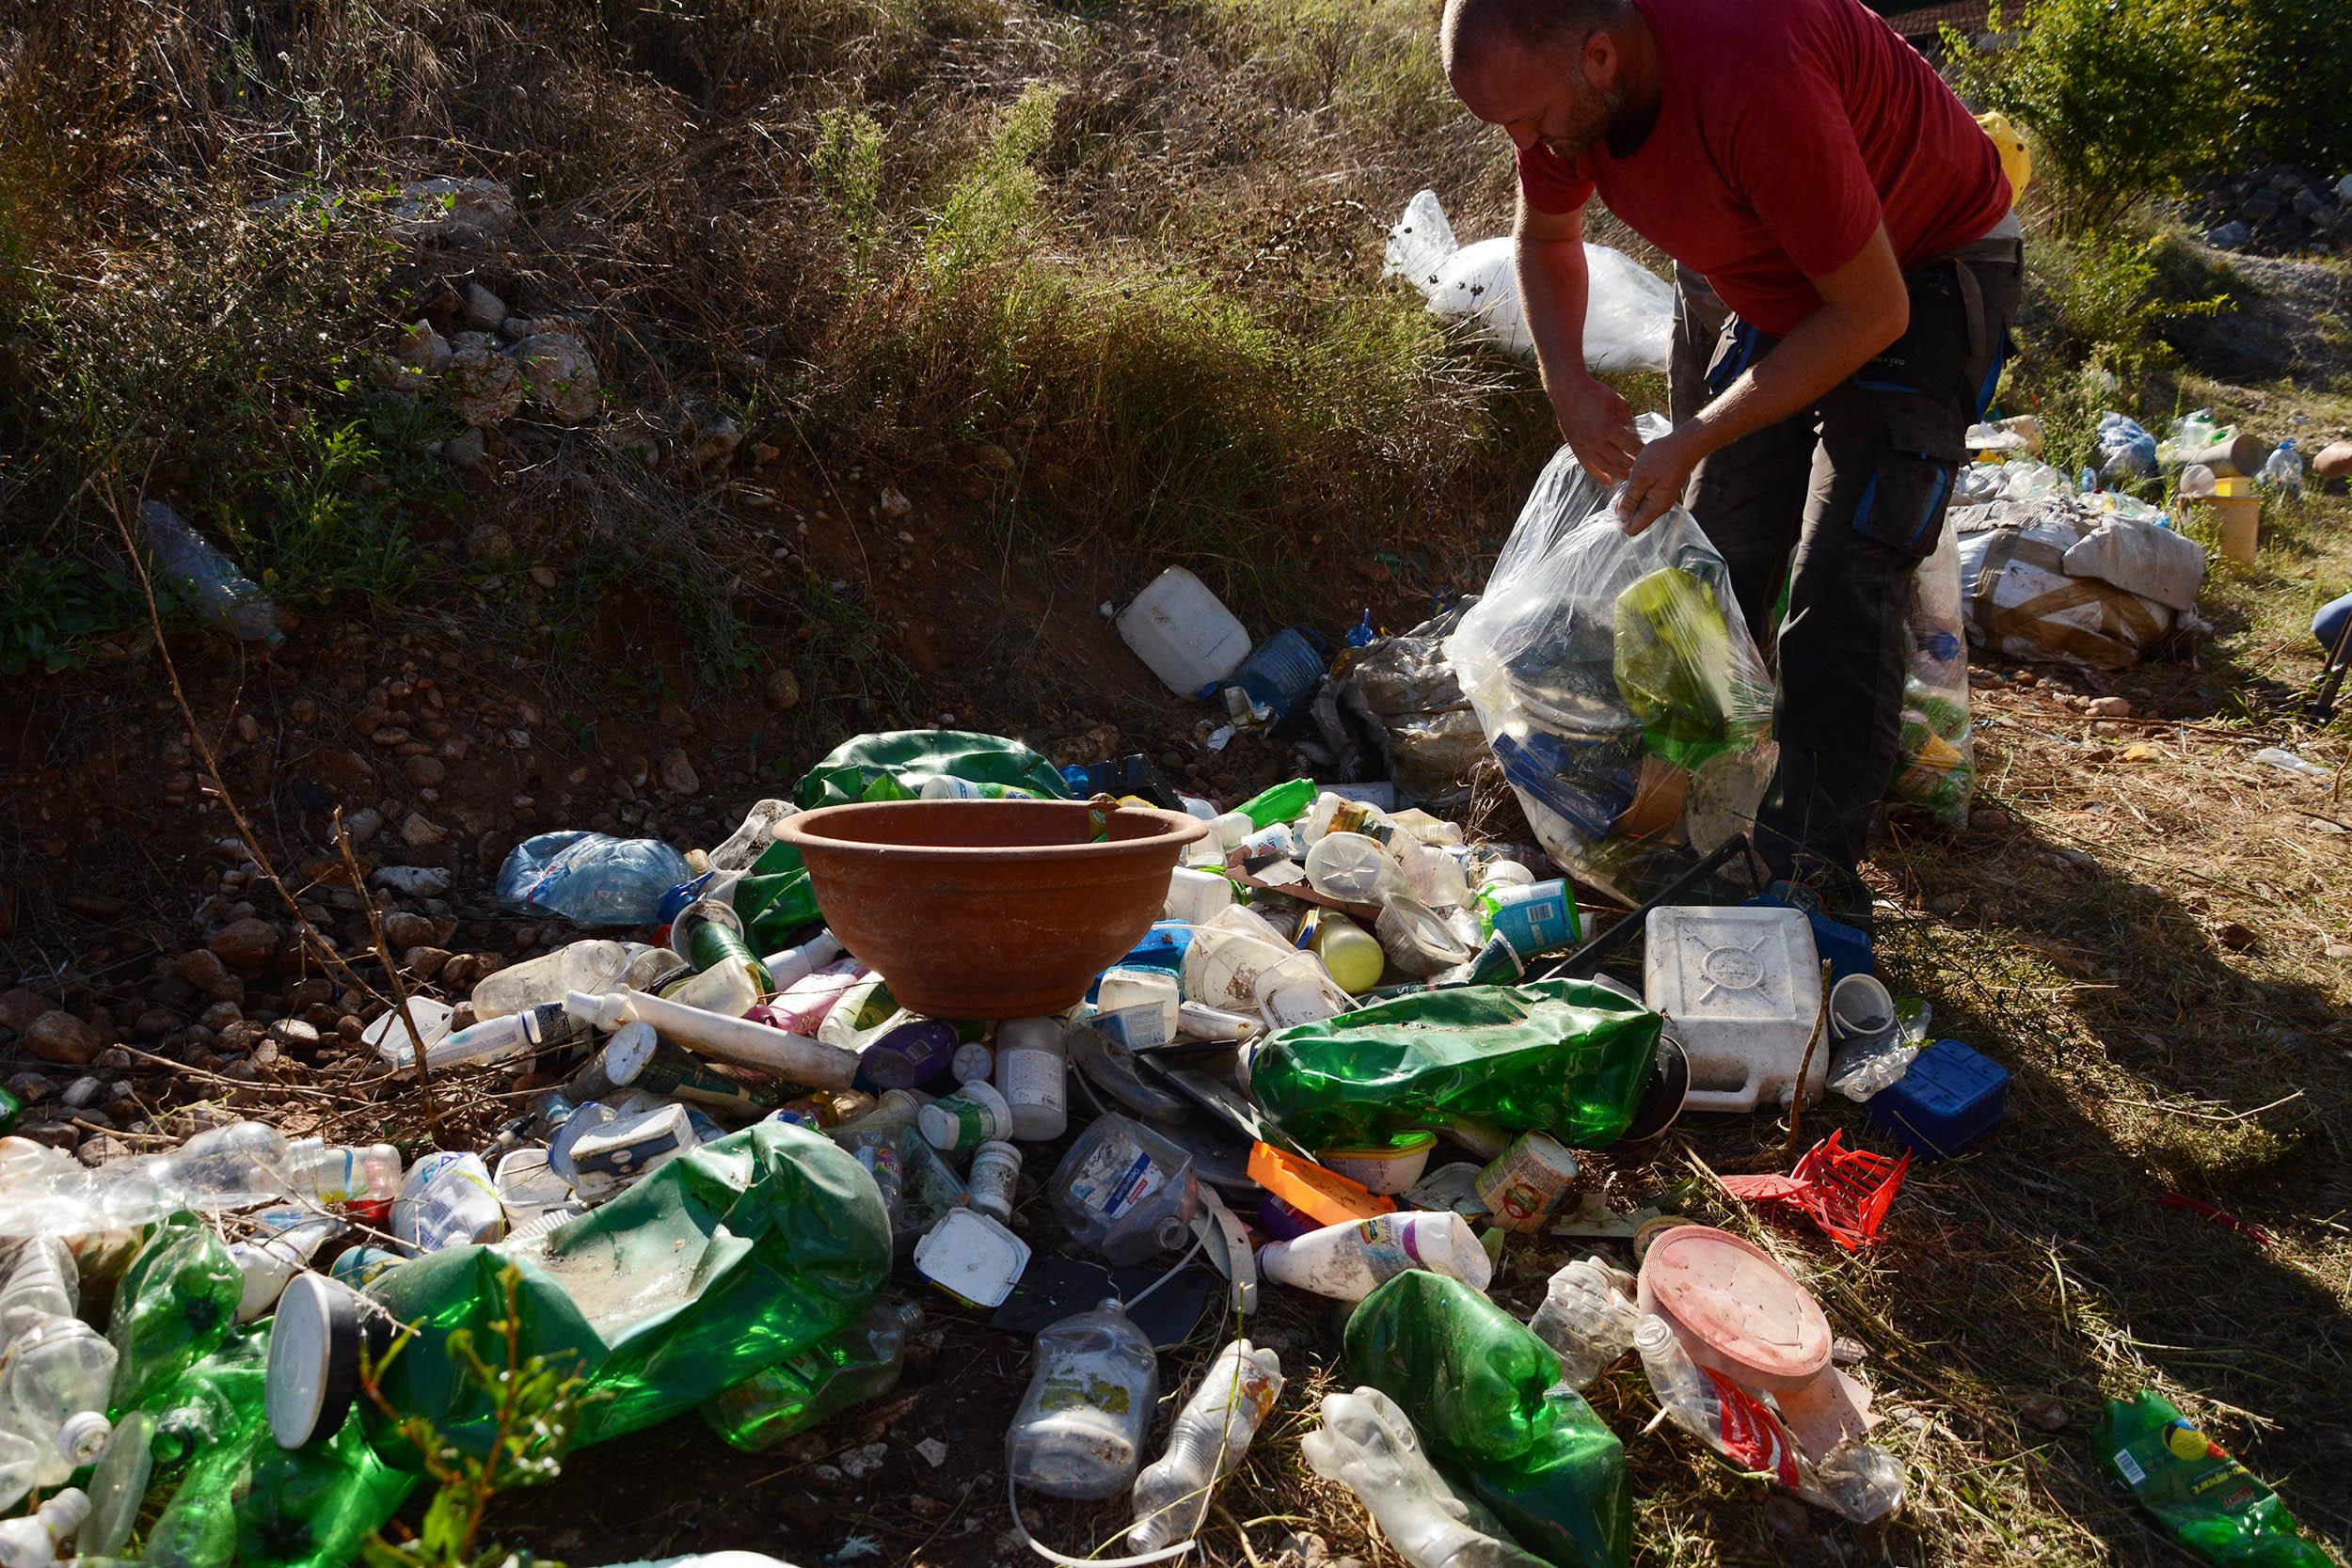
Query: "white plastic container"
965 1140 1023 1223
993 1017 1070 1141
1116 568 1252 698
1256 1211 1492 1302
1096 968 1180 1047
389 1151 506 1254
1304 832 1397 903
914 1207 1031 1308
1643 906 1823 1112
1164 867 1236 926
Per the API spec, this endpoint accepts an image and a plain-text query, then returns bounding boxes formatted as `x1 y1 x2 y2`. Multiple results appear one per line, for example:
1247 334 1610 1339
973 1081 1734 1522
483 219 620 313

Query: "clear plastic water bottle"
1129 1339 1284 1548
0 1239 76 1340
1006 1299 1159 1500
0 1484 89 1568
0 1429 39 1514
1299 1387 1551 1568
279 1139 402 1220
1526 1258 1640 1389
0 1316 114 1485
140 1121 290 1212
495 831 693 926
2259 439 2303 496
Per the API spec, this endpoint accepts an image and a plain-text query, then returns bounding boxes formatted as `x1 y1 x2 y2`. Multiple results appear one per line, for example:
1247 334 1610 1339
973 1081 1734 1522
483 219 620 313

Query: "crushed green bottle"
109 1211 244 1411
702 1300 922 1451
362 1119 891 1464
1235 778 1316 828
2094 1391 2329 1568
1248 979 1661 1150
1345 1272 1629 1568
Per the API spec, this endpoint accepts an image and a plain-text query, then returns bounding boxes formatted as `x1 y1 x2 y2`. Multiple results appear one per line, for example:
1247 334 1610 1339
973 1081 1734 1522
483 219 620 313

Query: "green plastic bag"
1248 979 1661 1150
738 730 1075 945
1345 1273 1630 1568
363 1120 891 1465
2094 1392 2329 1568
1612 565 1771 769
794 729 1073 810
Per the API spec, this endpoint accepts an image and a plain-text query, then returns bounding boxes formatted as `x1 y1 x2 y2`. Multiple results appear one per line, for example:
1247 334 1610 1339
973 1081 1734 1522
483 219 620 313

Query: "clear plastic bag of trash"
496 831 692 926
1383 190 1671 372
1446 441 1774 905
2093 412 2157 479
1888 521 1974 824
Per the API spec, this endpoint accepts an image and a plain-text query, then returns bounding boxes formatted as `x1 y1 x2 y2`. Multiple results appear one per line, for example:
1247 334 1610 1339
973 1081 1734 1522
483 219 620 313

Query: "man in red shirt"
1441 0 2019 911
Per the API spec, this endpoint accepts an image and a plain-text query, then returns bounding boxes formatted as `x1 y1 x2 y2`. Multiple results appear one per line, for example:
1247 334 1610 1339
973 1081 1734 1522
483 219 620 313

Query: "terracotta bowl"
771 800 1211 1019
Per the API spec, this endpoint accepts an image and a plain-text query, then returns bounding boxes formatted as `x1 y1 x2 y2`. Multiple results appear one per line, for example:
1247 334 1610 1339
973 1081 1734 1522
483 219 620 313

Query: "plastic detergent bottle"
1257 1212 1493 1302
1128 1339 1285 1549
1048 1114 1199 1265
1006 1299 1160 1500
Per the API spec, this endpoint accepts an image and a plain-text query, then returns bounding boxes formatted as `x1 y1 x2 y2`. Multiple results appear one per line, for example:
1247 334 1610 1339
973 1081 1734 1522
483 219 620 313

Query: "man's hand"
1614 422 1706 532
1551 372 1641 485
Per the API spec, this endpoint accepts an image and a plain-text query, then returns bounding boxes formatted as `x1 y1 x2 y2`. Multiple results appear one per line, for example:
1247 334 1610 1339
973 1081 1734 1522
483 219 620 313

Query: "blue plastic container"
1868 1038 2009 1158
1743 892 1875 981
1232 627 1328 728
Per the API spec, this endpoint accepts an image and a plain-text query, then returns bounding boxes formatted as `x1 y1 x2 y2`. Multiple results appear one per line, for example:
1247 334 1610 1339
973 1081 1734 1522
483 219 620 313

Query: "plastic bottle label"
1097 1006 1169 1052
1699 1367 1803 1489
1070 1148 1164 1219
1354 1214 1426 1280
1002 1048 1065 1113
1486 882 1579 958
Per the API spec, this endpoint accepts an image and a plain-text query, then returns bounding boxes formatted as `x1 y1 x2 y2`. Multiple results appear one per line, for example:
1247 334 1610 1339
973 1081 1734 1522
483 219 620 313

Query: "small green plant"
924 84 1064 279
362 1267 594 1568
1948 0 2253 242
813 107 888 275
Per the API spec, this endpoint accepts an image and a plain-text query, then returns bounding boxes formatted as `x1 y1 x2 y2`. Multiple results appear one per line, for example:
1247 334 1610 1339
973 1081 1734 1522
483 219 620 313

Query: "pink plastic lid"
1637 1224 1831 1388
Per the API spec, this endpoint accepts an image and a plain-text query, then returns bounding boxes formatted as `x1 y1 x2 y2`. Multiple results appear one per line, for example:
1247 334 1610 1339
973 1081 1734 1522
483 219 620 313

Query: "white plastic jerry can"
1115 568 1251 698
1642 905 1824 1113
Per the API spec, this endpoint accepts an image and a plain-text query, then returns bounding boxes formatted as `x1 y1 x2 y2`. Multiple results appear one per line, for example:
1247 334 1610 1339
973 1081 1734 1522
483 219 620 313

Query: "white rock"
447 343 524 427
391 177 517 247
370 865 453 896
512 333 600 421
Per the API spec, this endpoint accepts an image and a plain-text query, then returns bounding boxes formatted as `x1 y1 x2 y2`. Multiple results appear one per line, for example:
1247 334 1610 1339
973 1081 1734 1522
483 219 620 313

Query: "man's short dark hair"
1444 0 1635 67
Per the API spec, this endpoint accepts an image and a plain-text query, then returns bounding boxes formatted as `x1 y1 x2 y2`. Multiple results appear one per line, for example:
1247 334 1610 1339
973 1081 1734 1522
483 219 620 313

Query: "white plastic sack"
2062 515 2205 612
1890 523 1973 823
1953 499 2178 669
1383 190 1672 372
1447 443 1775 906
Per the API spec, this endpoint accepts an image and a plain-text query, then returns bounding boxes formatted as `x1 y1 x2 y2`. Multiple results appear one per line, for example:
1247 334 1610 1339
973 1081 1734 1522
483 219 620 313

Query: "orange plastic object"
1248 1143 1396 1227
1721 1130 1909 1251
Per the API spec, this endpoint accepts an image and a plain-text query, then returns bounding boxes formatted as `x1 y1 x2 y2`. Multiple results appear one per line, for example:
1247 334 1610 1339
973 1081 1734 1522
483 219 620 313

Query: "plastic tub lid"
1637 1224 1831 1389
267 1275 394 1449
913 1208 1032 1308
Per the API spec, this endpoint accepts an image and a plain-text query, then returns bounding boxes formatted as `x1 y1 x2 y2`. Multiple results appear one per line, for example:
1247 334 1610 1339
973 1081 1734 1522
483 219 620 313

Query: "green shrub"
1948 0 2253 241
2242 0 2352 171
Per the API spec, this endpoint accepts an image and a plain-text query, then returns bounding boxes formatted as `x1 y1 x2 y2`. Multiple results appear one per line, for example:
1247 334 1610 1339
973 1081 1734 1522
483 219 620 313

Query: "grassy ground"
4 0 2351 1561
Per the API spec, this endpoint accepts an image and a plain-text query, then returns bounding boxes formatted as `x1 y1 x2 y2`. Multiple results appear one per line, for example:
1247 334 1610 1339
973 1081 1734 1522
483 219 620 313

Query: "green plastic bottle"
1248 978 1661 1150
1237 778 1317 829
108 1212 244 1411
1344 1272 1630 1568
703 1300 925 1451
233 1405 417 1568
2093 1392 2329 1568
0 1081 20 1134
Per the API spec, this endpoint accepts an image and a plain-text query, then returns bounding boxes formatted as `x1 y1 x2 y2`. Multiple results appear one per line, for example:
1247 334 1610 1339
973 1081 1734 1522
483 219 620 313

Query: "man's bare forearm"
1515 230 1593 402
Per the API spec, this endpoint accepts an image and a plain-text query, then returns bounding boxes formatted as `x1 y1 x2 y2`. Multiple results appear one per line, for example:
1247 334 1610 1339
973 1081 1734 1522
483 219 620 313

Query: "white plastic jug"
1642 906 1823 1112
1116 568 1251 698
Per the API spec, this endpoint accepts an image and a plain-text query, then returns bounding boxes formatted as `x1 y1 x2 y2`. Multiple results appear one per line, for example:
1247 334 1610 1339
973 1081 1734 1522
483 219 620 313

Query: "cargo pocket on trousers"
1850 399 1966 558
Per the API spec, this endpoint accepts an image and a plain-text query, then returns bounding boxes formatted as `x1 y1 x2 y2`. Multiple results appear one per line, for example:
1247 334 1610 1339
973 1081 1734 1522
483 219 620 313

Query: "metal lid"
1637 1224 1831 1387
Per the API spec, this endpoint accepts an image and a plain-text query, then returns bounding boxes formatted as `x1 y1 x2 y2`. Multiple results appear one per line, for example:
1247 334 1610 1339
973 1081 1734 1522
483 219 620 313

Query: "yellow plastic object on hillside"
1978 110 2032 200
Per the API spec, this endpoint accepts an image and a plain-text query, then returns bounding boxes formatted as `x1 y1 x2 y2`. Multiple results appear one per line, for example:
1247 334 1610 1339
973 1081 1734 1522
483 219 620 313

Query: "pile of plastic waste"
0 704 2047 1568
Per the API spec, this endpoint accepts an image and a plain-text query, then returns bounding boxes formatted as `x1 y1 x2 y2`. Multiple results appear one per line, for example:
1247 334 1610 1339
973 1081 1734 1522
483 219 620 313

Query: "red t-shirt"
1517 0 2010 337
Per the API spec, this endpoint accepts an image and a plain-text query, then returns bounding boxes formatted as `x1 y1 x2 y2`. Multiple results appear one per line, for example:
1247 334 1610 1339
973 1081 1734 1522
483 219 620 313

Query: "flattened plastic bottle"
1526 1258 1639 1390
1007 1300 1159 1500
140 1123 291 1213
0 1316 115 1484
1299 1388 1551 1568
703 1301 925 1451
0 1238 76 1338
1129 1339 1283 1548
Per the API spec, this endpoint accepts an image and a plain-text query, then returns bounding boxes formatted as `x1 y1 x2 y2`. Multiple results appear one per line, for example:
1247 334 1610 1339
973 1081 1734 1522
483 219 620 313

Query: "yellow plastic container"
1309 912 1385 993
2193 493 2262 564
